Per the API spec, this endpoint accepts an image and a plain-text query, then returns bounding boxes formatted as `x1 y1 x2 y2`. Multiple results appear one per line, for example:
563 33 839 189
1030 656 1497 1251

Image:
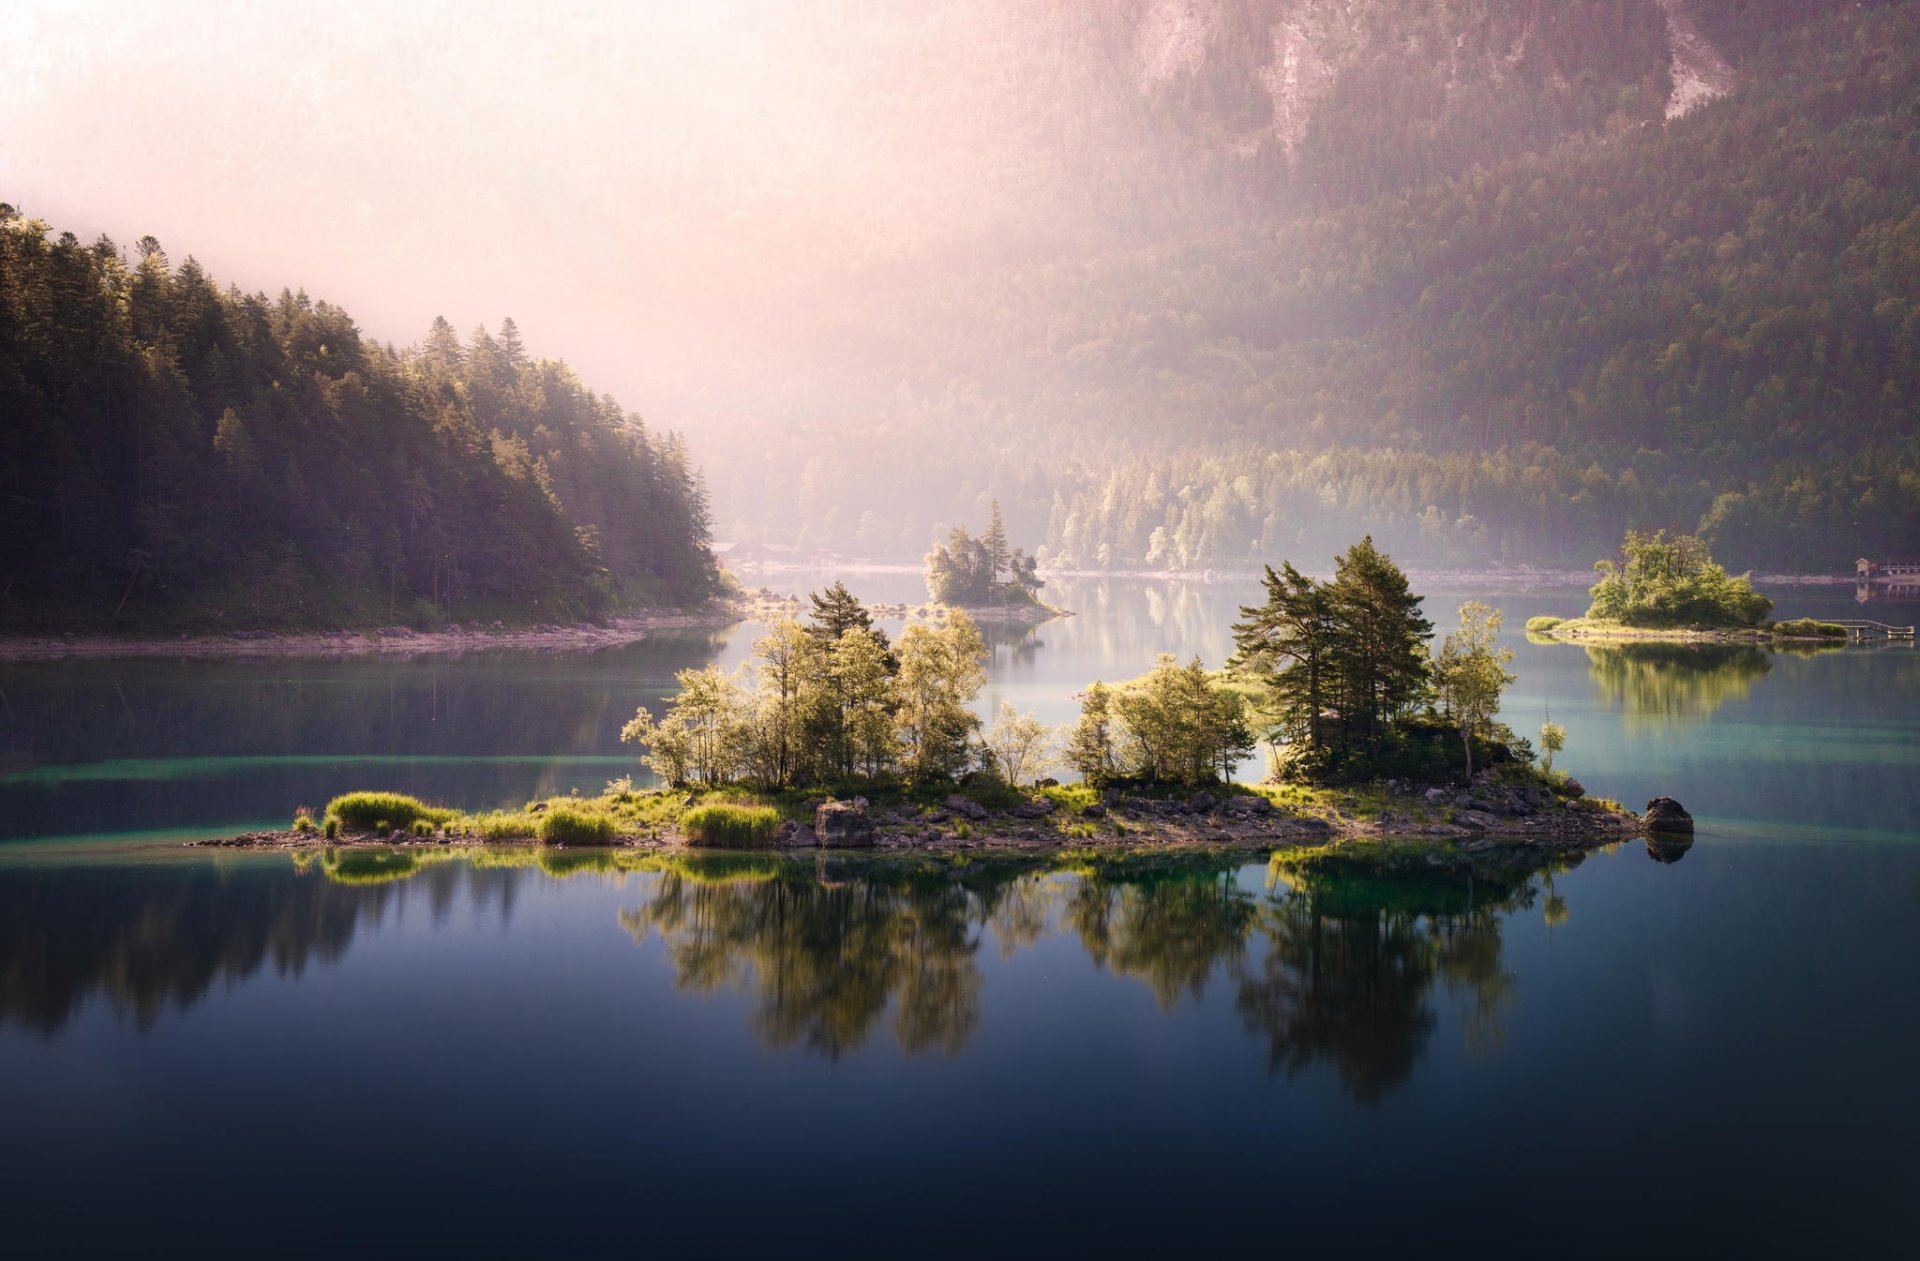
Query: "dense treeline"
0 209 716 628
707 2 1919 572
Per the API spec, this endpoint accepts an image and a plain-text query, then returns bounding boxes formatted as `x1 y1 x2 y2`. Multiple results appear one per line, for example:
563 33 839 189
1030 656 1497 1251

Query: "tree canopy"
0 209 716 628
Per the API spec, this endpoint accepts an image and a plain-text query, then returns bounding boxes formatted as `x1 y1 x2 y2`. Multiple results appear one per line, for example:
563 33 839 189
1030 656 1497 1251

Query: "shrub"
323 817 339 839
1774 618 1846 638
1525 615 1564 632
681 803 780 848
324 791 454 832
473 811 539 841
536 805 617 846
291 812 317 833
410 819 434 837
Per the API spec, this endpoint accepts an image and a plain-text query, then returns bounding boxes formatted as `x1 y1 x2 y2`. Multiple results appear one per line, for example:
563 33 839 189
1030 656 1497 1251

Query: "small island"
1530 529 1848 645
920 501 1070 622
205 538 1682 871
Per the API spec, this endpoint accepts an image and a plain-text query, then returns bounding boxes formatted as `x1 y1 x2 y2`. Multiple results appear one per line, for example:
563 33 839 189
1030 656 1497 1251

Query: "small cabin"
1858 558 1920 580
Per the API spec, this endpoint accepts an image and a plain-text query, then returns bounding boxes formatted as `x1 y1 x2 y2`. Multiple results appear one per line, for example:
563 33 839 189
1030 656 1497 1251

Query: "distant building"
1857 558 1920 600
1857 557 1920 579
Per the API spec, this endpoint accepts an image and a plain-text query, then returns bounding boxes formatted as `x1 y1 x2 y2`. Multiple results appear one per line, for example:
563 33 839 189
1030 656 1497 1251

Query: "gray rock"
1188 790 1219 812
815 801 876 848
775 821 818 848
1560 777 1586 800
1425 787 1447 803
1080 802 1107 819
1011 801 1052 819
1643 796 1693 835
944 795 989 821
1222 795 1273 815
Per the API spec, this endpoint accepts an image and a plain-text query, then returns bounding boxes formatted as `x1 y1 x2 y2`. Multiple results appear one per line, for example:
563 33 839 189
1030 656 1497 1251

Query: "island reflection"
1 847 1582 1101
1585 642 1774 726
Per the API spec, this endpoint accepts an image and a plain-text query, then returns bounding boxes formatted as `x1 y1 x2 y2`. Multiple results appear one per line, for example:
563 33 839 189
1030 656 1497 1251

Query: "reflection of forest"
0 859 523 1034
1238 865 1529 1102
5 850 1560 1102
622 855 1557 1098
1585 643 1773 726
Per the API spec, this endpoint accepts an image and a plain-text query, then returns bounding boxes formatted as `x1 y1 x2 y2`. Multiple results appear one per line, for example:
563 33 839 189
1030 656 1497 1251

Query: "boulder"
944 795 989 821
775 821 818 848
1643 797 1694 835
1035 777 1060 789
1080 802 1107 819
1188 790 1219 812
1223 795 1273 815
814 801 876 849
1559 777 1585 800
1011 800 1054 819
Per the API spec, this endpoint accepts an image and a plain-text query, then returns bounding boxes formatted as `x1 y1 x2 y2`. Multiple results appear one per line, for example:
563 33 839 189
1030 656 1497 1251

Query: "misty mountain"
679 0 1912 572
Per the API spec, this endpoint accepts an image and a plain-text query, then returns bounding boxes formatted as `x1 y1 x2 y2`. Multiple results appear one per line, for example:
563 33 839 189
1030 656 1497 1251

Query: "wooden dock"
1830 619 1916 640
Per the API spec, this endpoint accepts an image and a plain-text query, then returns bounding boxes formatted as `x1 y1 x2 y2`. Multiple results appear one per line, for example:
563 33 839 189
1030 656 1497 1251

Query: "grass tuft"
324 791 454 832
536 805 617 845
681 802 780 848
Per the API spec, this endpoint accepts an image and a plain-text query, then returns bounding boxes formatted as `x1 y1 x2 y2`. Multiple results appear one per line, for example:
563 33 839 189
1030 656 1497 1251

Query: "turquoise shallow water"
2 577 1917 1256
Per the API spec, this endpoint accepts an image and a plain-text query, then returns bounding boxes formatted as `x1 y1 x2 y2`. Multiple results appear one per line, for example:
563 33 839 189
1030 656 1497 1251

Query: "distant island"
1529 530 1852 645
207 538 1687 867
921 500 1067 621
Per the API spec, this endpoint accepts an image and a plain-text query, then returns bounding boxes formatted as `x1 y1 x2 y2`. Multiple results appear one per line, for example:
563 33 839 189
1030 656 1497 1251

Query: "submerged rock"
1643 796 1694 835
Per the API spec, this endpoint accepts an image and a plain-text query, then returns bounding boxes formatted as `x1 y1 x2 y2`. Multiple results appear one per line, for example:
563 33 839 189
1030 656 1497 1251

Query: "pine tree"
1326 537 1433 744
982 499 1010 599
1230 560 1338 754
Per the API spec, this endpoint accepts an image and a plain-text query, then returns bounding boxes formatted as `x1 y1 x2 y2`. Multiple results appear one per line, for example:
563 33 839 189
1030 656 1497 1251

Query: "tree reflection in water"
1233 861 1542 1102
2 846 1580 1102
1585 643 1774 727
620 860 984 1057
623 852 1568 1098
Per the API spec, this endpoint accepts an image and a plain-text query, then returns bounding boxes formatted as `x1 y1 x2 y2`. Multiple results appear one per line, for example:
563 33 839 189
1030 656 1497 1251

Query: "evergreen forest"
0 210 717 629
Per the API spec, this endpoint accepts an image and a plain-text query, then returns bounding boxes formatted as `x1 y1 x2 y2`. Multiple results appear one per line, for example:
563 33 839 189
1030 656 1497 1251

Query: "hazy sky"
1 0 1046 417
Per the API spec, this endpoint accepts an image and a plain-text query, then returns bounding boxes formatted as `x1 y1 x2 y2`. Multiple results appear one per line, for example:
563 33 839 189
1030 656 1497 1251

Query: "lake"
3 574 1917 1256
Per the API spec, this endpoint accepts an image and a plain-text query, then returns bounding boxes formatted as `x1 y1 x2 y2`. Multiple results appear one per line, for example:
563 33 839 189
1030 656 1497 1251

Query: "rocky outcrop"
814 801 875 849
774 821 818 848
1643 797 1694 835
944 795 990 822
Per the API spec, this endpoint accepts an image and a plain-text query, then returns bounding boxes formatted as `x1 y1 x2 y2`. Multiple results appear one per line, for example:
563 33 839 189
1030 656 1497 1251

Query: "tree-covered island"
1530 530 1849 644
216 538 1676 870
921 500 1060 621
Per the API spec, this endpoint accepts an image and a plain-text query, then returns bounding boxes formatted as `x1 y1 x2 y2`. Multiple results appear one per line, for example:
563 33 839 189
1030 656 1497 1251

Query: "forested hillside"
690 0 1917 573
0 210 716 629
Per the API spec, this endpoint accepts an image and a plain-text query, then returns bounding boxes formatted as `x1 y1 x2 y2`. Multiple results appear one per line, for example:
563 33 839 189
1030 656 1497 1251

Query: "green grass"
681 802 781 848
1773 618 1847 638
1524 615 1564 632
324 791 455 832
536 804 617 845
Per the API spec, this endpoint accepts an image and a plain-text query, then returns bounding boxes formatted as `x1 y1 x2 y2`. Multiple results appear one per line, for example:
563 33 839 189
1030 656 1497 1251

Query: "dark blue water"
2 577 1917 1256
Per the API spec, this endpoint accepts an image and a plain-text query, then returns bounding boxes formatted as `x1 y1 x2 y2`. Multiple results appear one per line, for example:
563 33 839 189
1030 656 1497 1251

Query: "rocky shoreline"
193 782 1656 866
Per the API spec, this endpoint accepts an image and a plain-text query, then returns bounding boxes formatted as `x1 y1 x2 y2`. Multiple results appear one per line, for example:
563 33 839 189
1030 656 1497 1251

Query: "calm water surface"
2 576 1917 1255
